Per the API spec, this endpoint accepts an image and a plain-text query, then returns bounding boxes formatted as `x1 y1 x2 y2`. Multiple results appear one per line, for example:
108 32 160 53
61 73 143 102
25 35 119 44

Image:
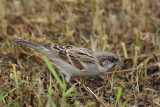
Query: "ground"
0 0 160 107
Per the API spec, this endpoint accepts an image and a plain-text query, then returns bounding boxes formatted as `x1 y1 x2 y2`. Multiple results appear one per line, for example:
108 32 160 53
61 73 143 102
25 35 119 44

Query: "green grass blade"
49 74 53 95
116 87 122 100
122 42 128 58
0 90 4 103
58 71 66 99
133 46 139 67
44 58 63 87
64 83 76 98
13 102 19 107
47 94 56 107
12 64 18 88
84 101 96 107
122 94 132 107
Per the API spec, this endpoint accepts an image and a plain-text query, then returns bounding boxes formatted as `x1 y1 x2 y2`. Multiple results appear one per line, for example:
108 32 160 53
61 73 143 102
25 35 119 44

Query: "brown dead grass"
0 0 160 106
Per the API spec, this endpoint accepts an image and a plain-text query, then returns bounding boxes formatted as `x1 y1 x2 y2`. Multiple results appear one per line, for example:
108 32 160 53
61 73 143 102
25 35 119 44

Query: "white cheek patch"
107 64 113 68
103 61 114 69
102 61 110 67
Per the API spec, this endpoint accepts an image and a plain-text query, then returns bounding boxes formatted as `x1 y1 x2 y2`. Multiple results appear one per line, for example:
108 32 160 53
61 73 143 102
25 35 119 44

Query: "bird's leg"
65 75 80 93
65 75 71 83
65 75 75 88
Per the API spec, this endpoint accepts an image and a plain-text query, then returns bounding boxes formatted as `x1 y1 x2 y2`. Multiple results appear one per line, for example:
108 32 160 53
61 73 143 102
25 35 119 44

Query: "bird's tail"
14 39 51 55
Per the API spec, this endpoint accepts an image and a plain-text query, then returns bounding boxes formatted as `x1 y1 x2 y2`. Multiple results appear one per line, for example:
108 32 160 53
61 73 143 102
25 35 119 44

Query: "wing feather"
43 44 95 70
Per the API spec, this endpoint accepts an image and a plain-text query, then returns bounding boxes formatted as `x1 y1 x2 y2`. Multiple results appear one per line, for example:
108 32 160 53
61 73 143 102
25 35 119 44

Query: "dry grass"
0 0 160 106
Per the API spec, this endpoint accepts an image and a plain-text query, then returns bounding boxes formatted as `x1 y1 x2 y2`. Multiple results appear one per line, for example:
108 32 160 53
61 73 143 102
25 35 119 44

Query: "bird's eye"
110 58 117 63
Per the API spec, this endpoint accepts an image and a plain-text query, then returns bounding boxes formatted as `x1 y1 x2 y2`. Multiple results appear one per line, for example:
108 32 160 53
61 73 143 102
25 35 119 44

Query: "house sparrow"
14 39 123 82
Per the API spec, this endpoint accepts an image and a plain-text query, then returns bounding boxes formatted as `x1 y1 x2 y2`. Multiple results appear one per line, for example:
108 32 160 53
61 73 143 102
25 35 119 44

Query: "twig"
75 79 108 107
86 87 107 107
106 64 159 75
142 71 160 81
121 53 160 60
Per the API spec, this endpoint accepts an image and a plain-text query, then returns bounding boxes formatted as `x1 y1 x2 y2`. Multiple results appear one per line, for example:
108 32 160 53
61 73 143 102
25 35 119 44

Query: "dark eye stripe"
109 57 118 62
98 55 118 67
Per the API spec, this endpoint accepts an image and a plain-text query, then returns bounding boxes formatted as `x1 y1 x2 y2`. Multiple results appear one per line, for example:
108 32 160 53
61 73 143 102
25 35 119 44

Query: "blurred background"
0 0 160 106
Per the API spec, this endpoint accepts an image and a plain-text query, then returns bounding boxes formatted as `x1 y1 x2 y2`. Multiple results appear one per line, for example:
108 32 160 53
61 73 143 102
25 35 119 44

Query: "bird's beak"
116 59 124 66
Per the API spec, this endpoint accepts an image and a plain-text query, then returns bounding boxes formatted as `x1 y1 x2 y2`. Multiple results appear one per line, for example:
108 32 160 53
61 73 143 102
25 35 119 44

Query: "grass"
44 57 76 100
12 64 18 89
0 0 160 106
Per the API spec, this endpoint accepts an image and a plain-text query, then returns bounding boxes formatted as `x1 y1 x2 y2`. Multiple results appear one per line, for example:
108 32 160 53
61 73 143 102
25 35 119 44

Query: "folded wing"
44 44 95 70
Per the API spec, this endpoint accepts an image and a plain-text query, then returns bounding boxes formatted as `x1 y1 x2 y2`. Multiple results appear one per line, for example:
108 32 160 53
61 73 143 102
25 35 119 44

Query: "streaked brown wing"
43 44 95 70
67 48 95 69
46 44 74 64
67 52 84 70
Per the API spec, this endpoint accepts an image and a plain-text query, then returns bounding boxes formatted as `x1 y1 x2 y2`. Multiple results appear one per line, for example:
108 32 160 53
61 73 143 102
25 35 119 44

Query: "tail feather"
15 39 41 48
14 39 50 55
15 39 59 63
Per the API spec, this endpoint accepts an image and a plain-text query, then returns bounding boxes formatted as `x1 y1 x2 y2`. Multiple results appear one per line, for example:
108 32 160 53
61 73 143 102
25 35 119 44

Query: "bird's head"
94 52 124 71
